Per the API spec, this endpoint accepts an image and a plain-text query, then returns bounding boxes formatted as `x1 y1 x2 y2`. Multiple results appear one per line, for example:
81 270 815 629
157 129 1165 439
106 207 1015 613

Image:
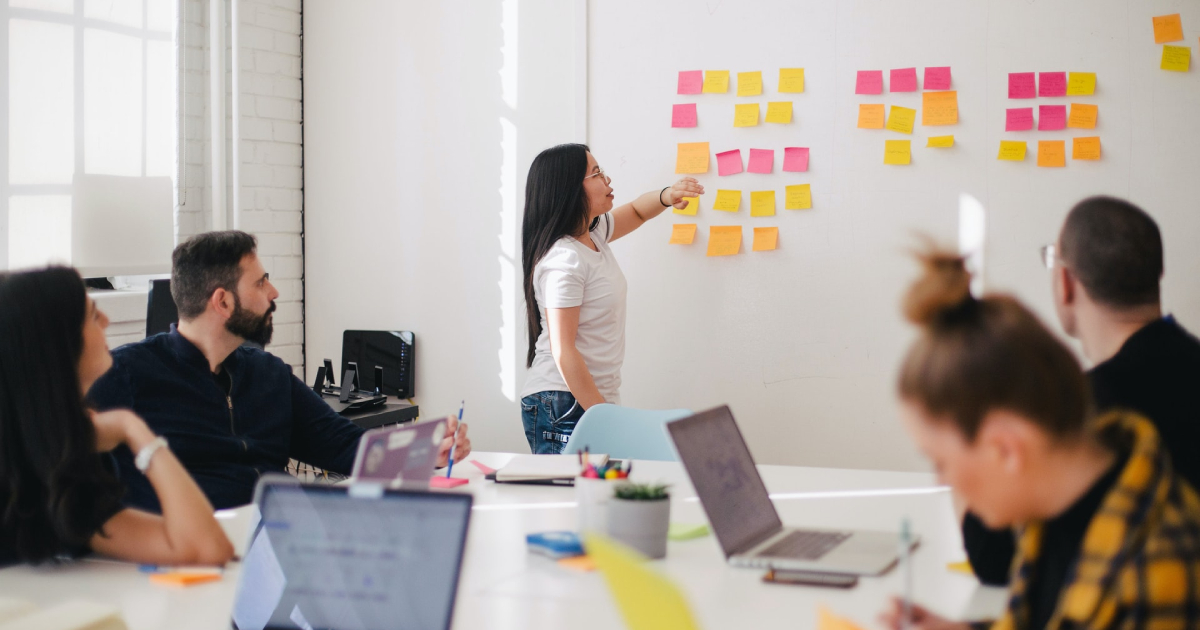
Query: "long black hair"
0 267 123 563
522 143 592 367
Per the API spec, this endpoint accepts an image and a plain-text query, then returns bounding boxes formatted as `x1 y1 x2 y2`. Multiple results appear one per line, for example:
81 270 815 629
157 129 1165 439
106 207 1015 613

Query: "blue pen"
446 400 464 478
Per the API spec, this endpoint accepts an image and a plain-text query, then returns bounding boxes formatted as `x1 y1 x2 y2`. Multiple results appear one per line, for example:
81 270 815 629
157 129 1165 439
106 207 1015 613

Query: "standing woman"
520 143 703 454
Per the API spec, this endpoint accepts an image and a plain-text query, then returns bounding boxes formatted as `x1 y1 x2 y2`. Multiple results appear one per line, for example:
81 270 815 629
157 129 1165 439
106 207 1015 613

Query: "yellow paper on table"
668 224 697 245
673 196 698 216
702 70 729 93
884 140 911 165
1037 140 1066 167
922 91 958 125
1073 136 1101 160
927 135 954 148
1066 72 1096 96
750 190 776 217
712 189 741 212
1162 45 1190 72
737 71 763 96
857 104 885 129
752 227 779 252
1067 103 1098 129
585 534 700 630
675 142 710 174
998 140 1027 161
785 184 812 210
707 226 742 257
734 103 760 127
818 606 869 630
765 101 793 124
778 68 805 93
886 106 916 134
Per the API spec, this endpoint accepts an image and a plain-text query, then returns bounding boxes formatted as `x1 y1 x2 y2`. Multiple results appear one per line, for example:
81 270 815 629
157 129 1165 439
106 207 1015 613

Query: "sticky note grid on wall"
852 64 959 165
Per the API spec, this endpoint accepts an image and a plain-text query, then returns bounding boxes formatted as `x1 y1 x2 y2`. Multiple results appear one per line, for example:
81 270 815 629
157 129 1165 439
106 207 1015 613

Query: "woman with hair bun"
879 247 1200 630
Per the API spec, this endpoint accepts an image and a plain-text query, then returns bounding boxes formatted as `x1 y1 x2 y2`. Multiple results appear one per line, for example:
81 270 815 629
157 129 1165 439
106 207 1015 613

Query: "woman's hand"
878 597 970 630
663 177 705 208
91 409 152 452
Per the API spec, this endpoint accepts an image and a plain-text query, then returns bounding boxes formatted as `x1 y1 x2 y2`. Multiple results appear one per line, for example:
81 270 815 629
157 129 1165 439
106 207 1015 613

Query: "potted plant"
606 483 671 559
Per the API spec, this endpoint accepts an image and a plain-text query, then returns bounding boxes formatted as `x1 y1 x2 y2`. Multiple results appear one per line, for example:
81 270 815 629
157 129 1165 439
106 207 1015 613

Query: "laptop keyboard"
760 530 852 560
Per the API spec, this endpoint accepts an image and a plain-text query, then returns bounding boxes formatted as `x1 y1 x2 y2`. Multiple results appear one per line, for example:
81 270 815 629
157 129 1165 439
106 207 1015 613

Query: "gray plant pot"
606 497 670 559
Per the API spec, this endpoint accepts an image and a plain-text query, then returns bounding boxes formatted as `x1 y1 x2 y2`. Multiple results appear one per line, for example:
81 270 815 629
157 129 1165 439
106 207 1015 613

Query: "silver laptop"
666 405 912 575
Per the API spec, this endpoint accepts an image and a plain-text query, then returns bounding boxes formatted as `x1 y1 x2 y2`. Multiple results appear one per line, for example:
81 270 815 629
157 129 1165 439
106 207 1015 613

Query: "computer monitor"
341 330 415 398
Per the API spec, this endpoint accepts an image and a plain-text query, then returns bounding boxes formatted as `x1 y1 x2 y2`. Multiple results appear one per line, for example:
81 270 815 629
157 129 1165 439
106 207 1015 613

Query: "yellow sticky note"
668 224 697 245
884 140 911 165
778 68 805 93
886 106 916 134
702 70 729 93
734 103 760 127
673 196 698 216
926 135 954 148
675 142 710 174
752 227 779 252
857 104 885 129
737 71 763 96
706 226 742 257
765 101 793 124
1153 14 1184 44
1162 45 1190 72
785 184 812 210
998 140 1027 161
585 534 701 630
818 606 869 630
712 189 741 212
1037 140 1066 167
750 190 776 217
1067 103 1098 129
922 91 958 126
947 560 974 575
1073 136 1101 160
1066 72 1096 96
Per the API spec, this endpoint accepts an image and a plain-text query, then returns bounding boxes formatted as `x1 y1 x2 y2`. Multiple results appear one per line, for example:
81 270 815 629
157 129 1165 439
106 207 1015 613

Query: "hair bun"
903 247 973 326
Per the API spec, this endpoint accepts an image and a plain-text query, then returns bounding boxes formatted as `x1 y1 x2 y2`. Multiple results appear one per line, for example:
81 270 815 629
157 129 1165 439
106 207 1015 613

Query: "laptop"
231 476 472 630
350 418 448 489
666 405 912 575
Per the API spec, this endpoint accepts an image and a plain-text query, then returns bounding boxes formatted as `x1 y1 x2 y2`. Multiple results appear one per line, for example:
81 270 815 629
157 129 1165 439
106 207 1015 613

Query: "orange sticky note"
1153 14 1184 44
884 140 911 165
922 91 958 126
818 606 869 630
752 227 778 252
149 572 223 587
750 190 776 217
707 226 741 257
1067 103 1098 129
558 555 597 572
675 142 710 174
857 104 885 129
785 184 812 210
997 141 1027 161
669 224 697 245
1072 136 1101 160
1037 141 1065 167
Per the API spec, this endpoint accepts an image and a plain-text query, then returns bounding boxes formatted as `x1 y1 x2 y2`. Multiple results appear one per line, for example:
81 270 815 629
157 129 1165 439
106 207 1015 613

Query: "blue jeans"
521 390 584 454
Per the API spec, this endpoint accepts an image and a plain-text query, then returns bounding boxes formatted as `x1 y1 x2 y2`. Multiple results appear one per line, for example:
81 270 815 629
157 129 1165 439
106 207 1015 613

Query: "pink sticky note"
470 460 497 475
1008 72 1035 98
924 66 951 90
782 147 810 173
677 70 703 95
671 103 697 128
1038 105 1066 131
747 148 774 174
1038 72 1067 97
716 149 743 176
855 70 883 94
890 68 918 92
1005 107 1034 131
430 476 469 489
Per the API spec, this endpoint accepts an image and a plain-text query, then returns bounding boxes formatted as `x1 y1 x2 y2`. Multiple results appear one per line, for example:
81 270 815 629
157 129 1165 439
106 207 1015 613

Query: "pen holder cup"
606 496 671 559
575 477 627 533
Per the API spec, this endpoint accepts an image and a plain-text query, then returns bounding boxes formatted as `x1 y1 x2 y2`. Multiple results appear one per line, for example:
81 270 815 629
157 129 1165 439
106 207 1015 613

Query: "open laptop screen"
232 481 472 630
666 405 783 557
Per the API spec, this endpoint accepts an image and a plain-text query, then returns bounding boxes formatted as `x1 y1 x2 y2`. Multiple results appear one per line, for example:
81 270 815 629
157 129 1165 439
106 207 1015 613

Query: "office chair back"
563 404 692 462
145 279 178 338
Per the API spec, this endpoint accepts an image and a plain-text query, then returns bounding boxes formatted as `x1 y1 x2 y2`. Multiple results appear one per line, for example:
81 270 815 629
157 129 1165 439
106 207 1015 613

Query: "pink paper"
671 103 697 128
677 70 703 94
1038 105 1066 131
855 70 883 94
1008 72 1035 98
782 147 810 172
429 476 469 488
469 460 497 475
1005 107 1034 131
716 149 744 176
747 148 774 174
890 67 918 92
924 66 951 90
1038 72 1066 97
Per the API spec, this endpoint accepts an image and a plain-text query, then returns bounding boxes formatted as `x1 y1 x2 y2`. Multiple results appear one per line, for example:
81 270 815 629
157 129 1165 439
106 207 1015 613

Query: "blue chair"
563 404 692 462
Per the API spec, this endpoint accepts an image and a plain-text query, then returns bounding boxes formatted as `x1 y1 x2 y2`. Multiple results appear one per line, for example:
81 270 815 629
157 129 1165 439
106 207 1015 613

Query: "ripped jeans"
520 390 585 454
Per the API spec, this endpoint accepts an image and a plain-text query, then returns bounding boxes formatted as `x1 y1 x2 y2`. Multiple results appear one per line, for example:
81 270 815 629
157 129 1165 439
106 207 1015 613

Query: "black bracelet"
659 186 670 207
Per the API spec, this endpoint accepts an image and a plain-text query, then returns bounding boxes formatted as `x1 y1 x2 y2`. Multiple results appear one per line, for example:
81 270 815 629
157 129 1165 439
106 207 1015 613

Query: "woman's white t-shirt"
522 213 627 404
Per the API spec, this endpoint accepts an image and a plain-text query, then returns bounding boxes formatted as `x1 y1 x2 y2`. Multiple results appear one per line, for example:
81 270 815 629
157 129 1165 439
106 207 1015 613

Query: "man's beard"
226 292 275 346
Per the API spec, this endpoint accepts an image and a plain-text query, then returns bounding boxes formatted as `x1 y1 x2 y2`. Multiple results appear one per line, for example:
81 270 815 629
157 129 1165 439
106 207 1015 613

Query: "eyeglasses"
1040 244 1057 269
584 167 610 184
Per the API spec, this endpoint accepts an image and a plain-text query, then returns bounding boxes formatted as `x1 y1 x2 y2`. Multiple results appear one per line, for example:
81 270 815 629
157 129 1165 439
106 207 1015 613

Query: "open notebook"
492 454 608 483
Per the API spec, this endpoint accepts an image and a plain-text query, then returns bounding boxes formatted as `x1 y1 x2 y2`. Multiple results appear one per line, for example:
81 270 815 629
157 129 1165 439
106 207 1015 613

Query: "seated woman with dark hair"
0 267 233 566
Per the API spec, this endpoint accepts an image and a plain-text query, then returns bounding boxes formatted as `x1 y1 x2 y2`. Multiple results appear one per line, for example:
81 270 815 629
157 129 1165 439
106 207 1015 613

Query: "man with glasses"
962 196 1200 585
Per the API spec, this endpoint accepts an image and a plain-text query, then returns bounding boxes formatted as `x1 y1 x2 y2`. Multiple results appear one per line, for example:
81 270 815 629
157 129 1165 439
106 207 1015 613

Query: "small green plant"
613 483 670 501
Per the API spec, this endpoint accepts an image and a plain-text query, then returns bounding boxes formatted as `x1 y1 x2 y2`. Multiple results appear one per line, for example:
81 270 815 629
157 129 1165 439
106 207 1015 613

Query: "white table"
0 453 1006 629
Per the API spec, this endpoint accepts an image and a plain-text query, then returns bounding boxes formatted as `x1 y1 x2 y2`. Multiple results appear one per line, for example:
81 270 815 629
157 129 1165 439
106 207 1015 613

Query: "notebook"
492 454 608 483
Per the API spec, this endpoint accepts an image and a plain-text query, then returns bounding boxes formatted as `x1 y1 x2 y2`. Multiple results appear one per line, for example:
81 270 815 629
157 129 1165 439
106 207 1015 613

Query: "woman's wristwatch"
135 437 169 473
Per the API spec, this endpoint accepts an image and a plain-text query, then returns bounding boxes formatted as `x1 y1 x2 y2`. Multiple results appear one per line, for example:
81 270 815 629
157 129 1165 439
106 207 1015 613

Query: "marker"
446 401 464 478
900 518 912 630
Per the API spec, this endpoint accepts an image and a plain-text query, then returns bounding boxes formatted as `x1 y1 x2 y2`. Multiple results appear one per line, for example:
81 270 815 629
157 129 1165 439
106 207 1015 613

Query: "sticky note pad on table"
1162 45 1191 72
703 70 729 93
922 91 958 125
783 147 810 172
430 477 469 489
677 70 703 95
1038 105 1066 131
558 555 596 572
1008 72 1035 98
785 184 812 209
1073 136 1101 160
668 523 710 541
671 103 697 128
737 71 763 96
1037 140 1065 167
924 66 951 90
673 197 698 216
752 227 778 252
750 190 776 217
149 572 223 587
818 606 868 630
747 148 774 174
669 224 697 245
1066 72 1096 96
778 68 805 93
998 141 1027 161
1153 14 1184 44
765 101 793 123
855 70 883 94
1005 107 1034 131
585 534 701 630
890 67 918 92
886 106 916 134
927 135 954 148
716 149 744 176
713 189 741 212
1039 72 1067 97
707 226 742 256
675 142 709 174
734 103 760 127
1067 103 1097 129
857 104 885 129
884 140 911 165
